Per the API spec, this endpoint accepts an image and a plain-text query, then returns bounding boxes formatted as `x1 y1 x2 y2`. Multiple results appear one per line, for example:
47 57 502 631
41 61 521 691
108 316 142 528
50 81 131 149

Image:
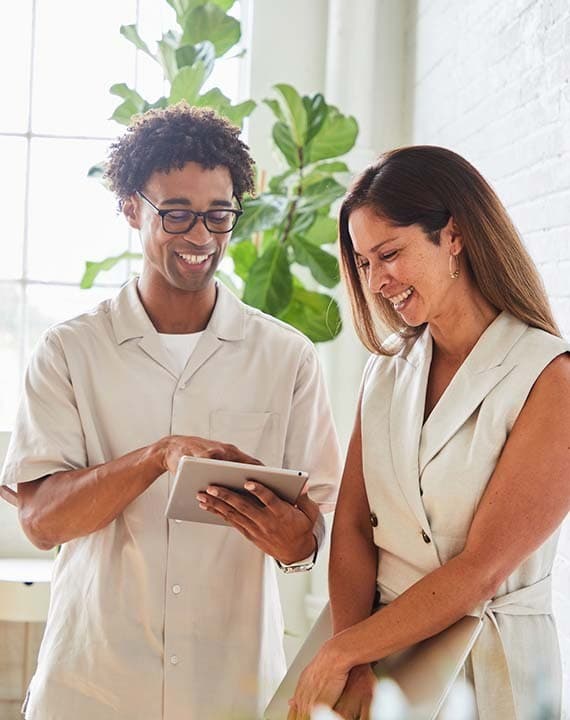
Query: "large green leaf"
273 122 299 168
274 84 307 147
243 242 292 315
268 168 295 194
307 107 358 163
120 25 154 58
304 215 338 245
279 285 342 342
169 63 207 104
157 38 178 82
175 41 215 79
289 211 317 237
196 86 230 109
263 98 285 123
297 177 345 213
81 252 142 289
167 0 235 24
223 99 256 128
228 239 257 281
110 83 144 103
181 5 240 57
195 88 254 128
111 99 143 125
292 235 339 288
301 161 350 189
231 194 289 242
303 93 327 145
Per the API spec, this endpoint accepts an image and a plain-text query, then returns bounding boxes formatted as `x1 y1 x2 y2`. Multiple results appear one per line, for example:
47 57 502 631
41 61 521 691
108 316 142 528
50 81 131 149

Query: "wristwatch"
275 537 318 574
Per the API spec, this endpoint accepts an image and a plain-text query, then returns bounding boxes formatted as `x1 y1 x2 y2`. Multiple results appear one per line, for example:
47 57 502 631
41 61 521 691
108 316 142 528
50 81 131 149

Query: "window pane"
32 0 137 137
0 284 24 430
0 1 32 133
0 138 27 279
25 283 114 358
27 137 131 284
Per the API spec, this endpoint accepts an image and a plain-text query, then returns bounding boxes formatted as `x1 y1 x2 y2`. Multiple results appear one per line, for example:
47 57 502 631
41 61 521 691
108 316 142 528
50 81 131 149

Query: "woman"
289 146 570 720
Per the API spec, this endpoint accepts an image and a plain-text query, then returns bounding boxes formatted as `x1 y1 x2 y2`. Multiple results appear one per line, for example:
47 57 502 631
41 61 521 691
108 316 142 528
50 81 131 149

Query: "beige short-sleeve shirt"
1 279 341 720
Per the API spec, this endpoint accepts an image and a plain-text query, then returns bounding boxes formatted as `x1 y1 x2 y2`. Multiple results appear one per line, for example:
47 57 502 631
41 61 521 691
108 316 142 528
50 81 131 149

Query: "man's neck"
136 275 217 334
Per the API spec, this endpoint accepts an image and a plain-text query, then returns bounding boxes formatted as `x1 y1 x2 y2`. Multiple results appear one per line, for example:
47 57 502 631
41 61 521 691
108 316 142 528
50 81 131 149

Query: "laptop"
265 602 482 720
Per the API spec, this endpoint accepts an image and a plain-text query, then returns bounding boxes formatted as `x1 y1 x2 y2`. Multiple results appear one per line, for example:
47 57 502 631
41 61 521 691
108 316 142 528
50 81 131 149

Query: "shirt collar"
110 278 246 344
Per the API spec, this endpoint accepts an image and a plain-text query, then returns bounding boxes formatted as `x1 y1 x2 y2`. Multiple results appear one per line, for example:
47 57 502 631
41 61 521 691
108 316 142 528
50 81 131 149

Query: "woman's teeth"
177 252 212 265
390 286 414 309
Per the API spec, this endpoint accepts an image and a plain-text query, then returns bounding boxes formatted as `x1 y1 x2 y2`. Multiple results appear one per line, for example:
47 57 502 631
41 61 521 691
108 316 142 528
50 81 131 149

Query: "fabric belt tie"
466 575 552 720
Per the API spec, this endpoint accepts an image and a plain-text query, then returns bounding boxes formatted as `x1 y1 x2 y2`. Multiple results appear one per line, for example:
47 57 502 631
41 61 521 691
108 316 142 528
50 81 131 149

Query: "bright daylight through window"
0 0 244 429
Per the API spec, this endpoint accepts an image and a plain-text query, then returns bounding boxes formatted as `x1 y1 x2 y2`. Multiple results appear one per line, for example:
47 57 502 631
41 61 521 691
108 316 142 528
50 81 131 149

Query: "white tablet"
164 456 309 526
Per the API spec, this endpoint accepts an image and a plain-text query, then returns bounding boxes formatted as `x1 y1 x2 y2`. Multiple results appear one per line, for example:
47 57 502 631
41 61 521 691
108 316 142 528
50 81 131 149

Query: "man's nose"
182 217 211 245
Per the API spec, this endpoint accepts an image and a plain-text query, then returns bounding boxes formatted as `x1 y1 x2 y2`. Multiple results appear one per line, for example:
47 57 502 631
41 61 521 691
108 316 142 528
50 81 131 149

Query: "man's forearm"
18 440 166 550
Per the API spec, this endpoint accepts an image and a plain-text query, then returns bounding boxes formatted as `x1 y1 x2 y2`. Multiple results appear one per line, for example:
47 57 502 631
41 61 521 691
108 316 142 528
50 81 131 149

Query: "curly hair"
105 102 256 203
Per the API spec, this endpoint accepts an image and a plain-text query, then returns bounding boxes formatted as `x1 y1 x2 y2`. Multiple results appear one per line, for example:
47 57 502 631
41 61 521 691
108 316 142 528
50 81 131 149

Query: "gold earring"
449 253 460 279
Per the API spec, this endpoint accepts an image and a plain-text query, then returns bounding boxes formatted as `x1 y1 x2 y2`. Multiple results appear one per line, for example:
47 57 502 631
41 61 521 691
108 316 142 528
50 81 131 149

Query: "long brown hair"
339 146 560 354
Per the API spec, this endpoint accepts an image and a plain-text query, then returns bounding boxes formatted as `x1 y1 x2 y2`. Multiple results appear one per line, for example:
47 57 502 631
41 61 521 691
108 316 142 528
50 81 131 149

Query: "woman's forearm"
331 550 495 671
329 524 378 635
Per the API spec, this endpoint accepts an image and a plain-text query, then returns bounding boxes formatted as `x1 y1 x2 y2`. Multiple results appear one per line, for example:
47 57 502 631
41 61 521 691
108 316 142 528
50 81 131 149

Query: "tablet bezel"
164 456 309 526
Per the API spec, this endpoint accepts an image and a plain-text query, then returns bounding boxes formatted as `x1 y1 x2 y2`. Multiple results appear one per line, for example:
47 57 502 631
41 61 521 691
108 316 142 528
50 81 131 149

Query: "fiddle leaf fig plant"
82 0 358 343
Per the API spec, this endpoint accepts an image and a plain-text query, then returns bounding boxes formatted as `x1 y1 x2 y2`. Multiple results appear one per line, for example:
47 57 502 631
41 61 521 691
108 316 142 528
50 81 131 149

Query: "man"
1 103 341 720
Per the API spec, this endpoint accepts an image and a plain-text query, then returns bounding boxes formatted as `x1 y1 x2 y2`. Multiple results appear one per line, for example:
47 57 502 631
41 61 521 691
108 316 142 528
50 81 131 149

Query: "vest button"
421 529 431 544
370 512 378 528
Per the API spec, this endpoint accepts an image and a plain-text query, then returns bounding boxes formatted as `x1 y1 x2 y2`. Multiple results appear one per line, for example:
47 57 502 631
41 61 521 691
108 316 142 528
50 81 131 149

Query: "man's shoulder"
42 295 114 348
241 302 316 351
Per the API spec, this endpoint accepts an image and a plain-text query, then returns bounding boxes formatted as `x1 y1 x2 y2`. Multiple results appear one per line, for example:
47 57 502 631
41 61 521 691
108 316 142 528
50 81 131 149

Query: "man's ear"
122 195 141 230
443 215 464 254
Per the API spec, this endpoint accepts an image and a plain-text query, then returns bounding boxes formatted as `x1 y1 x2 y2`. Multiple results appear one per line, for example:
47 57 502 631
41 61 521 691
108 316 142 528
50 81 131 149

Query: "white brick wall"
404 0 569 714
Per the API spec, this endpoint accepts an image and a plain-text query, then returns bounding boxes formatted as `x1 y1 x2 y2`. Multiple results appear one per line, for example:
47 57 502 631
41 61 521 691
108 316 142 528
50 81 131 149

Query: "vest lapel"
419 313 527 474
390 329 432 529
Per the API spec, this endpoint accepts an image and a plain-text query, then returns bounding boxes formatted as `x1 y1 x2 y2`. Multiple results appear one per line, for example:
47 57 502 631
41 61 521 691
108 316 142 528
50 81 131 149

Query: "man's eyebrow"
161 197 233 208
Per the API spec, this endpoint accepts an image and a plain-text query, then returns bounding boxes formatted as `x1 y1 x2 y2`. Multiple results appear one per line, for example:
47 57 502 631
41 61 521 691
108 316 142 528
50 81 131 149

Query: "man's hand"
197 483 320 564
159 435 262 475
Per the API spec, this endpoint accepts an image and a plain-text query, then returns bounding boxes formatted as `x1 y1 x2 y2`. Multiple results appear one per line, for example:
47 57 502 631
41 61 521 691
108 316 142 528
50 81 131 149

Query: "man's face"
124 161 235 294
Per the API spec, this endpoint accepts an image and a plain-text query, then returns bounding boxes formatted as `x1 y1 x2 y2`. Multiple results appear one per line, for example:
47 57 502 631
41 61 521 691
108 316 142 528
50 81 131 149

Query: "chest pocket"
209 411 281 466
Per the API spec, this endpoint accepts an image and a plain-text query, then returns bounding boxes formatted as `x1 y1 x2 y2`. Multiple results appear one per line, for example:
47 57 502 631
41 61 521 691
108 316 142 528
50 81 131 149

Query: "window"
0 0 245 429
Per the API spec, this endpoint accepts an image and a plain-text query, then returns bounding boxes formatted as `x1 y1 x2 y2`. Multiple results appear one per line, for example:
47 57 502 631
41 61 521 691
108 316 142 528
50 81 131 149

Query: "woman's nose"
367 264 387 295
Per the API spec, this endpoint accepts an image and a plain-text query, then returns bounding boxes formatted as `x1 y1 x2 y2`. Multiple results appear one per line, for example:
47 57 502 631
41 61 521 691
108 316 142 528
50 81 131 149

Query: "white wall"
404 0 570 711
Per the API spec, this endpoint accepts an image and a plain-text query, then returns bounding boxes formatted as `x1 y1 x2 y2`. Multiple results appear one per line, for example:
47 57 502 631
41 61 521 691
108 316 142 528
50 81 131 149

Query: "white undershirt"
158 332 204 376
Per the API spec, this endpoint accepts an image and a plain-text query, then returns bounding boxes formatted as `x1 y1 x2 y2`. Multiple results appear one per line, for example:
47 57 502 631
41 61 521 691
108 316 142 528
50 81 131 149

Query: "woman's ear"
122 195 140 230
444 215 464 254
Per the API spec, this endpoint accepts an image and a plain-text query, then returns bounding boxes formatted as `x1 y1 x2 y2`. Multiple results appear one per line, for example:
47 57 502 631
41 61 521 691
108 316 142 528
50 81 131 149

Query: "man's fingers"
243 481 282 510
198 496 258 535
295 492 320 522
203 487 265 521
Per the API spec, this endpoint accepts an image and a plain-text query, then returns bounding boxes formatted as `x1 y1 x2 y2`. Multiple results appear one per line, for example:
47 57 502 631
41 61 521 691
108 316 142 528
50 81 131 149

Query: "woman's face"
348 205 461 327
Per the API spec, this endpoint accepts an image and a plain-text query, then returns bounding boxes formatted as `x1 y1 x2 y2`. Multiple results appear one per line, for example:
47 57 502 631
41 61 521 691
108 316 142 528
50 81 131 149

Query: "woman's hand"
332 664 377 720
287 641 351 720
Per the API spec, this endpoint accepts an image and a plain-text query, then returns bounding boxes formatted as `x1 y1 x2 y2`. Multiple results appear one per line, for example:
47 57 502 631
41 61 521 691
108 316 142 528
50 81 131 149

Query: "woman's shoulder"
507 318 569 369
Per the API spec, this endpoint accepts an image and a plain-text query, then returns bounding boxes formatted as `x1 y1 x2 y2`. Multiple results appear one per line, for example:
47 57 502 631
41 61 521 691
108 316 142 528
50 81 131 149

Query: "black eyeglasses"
136 191 243 235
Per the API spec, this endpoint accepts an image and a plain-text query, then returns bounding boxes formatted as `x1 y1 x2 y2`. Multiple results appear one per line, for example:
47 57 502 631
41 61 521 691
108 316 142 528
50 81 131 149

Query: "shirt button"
170 655 179 665
421 529 431 544
172 584 181 595
370 512 378 528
